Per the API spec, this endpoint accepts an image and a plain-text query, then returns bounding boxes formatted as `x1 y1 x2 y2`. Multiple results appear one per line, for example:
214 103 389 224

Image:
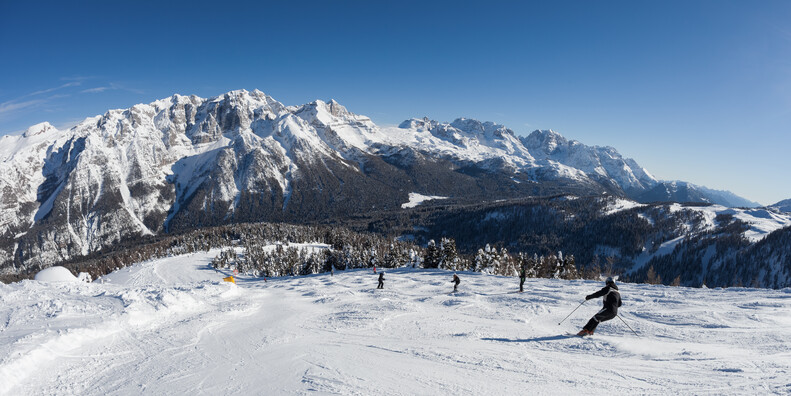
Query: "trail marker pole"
558 300 586 325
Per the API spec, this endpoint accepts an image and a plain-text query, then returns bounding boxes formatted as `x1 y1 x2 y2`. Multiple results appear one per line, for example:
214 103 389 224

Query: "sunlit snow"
1 251 789 394
401 192 448 209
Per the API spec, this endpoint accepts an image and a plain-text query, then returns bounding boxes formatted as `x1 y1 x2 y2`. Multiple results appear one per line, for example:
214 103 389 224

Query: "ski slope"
1 250 790 395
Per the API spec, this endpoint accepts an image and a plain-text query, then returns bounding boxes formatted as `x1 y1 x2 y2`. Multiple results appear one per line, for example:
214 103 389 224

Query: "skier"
577 277 621 336
519 264 526 293
377 272 385 289
452 273 460 292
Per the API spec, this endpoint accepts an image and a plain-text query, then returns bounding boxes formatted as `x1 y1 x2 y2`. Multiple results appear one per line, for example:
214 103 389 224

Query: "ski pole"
616 314 639 336
558 300 586 325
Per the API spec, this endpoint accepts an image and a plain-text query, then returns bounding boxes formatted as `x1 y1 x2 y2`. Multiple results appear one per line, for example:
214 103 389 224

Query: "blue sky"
1 1 789 205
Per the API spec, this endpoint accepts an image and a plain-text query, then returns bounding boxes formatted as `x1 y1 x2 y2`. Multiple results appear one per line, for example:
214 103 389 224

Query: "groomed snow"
1 250 790 395
401 192 448 209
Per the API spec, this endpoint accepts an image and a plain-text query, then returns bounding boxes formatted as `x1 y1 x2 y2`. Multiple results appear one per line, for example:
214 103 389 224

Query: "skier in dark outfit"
577 277 621 336
519 265 526 293
452 274 460 292
377 272 385 289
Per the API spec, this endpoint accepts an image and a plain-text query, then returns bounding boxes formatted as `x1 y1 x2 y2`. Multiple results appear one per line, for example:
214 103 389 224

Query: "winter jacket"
453 275 460 285
586 284 621 313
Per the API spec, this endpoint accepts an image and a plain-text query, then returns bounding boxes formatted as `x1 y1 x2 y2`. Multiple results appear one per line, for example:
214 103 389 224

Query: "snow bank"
34 266 79 282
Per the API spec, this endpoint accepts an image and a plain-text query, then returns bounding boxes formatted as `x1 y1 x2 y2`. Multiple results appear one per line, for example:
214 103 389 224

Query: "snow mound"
34 266 79 282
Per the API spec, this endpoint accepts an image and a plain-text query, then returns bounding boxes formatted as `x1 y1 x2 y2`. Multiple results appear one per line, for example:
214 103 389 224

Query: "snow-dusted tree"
475 244 496 274
423 240 441 268
498 247 517 276
559 254 579 280
408 248 422 268
438 238 460 271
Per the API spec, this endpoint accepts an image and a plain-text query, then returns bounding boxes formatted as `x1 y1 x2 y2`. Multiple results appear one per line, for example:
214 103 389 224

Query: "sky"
1 1 789 205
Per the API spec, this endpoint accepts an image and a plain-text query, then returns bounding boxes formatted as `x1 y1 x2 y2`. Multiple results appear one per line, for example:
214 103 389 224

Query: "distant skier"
373 266 377 274
452 273 460 292
577 277 621 336
519 265 526 293
377 272 385 289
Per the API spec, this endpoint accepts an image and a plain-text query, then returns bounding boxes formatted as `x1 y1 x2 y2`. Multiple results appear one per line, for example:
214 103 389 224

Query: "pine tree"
423 240 441 268
439 238 459 271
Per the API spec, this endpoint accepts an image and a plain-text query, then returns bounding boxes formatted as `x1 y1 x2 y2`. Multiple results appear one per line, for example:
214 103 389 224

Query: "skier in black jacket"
577 277 621 336
452 274 460 292
377 272 385 289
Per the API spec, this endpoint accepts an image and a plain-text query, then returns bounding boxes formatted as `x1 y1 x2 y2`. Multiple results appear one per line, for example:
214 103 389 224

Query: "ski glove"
585 295 593 300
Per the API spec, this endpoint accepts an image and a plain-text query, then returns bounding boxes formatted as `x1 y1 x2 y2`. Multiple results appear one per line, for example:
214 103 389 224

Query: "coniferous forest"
3 195 788 289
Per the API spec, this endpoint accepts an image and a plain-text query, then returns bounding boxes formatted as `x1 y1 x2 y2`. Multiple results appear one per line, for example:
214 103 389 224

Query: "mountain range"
769 198 791 213
0 89 763 274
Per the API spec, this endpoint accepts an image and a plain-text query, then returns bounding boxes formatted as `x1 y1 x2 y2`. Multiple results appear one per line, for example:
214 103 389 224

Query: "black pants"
583 309 617 332
519 277 525 292
377 281 383 289
453 284 458 292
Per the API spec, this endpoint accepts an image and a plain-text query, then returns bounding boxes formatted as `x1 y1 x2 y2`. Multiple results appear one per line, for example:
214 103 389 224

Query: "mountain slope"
769 198 791 213
520 129 658 194
635 181 761 207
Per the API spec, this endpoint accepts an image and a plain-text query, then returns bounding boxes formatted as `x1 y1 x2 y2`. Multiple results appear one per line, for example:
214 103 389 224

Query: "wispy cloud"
0 78 143 127
81 86 111 94
80 82 144 95
0 99 46 117
28 82 81 97
0 81 81 122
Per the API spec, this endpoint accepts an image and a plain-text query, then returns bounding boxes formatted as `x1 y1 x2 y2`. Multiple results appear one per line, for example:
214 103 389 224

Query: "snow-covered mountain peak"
519 129 658 193
450 118 515 140
22 122 57 138
398 117 437 131
522 129 569 154
297 99 359 121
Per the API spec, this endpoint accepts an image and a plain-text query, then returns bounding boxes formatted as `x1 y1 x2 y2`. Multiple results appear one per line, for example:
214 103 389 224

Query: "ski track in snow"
1 250 790 395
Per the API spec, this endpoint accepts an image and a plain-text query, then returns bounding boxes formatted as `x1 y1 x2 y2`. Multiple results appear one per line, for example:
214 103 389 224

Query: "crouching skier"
377 272 385 289
577 277 621 336
452 273 460 292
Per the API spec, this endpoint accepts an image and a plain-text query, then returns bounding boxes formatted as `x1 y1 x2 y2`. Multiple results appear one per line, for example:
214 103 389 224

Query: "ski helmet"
605 277 615 285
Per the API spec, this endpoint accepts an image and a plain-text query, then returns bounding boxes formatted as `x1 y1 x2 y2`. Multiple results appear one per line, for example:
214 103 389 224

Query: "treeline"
2 221 589 283
336 196 693 277
329 195 791 289
211 234 583 281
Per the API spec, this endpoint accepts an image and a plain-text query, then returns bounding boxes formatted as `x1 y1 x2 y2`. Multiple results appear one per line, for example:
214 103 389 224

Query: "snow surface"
401 192 448 209
603 198 646 215
2 250 790 395
684 205 791 243
33 266 79 283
